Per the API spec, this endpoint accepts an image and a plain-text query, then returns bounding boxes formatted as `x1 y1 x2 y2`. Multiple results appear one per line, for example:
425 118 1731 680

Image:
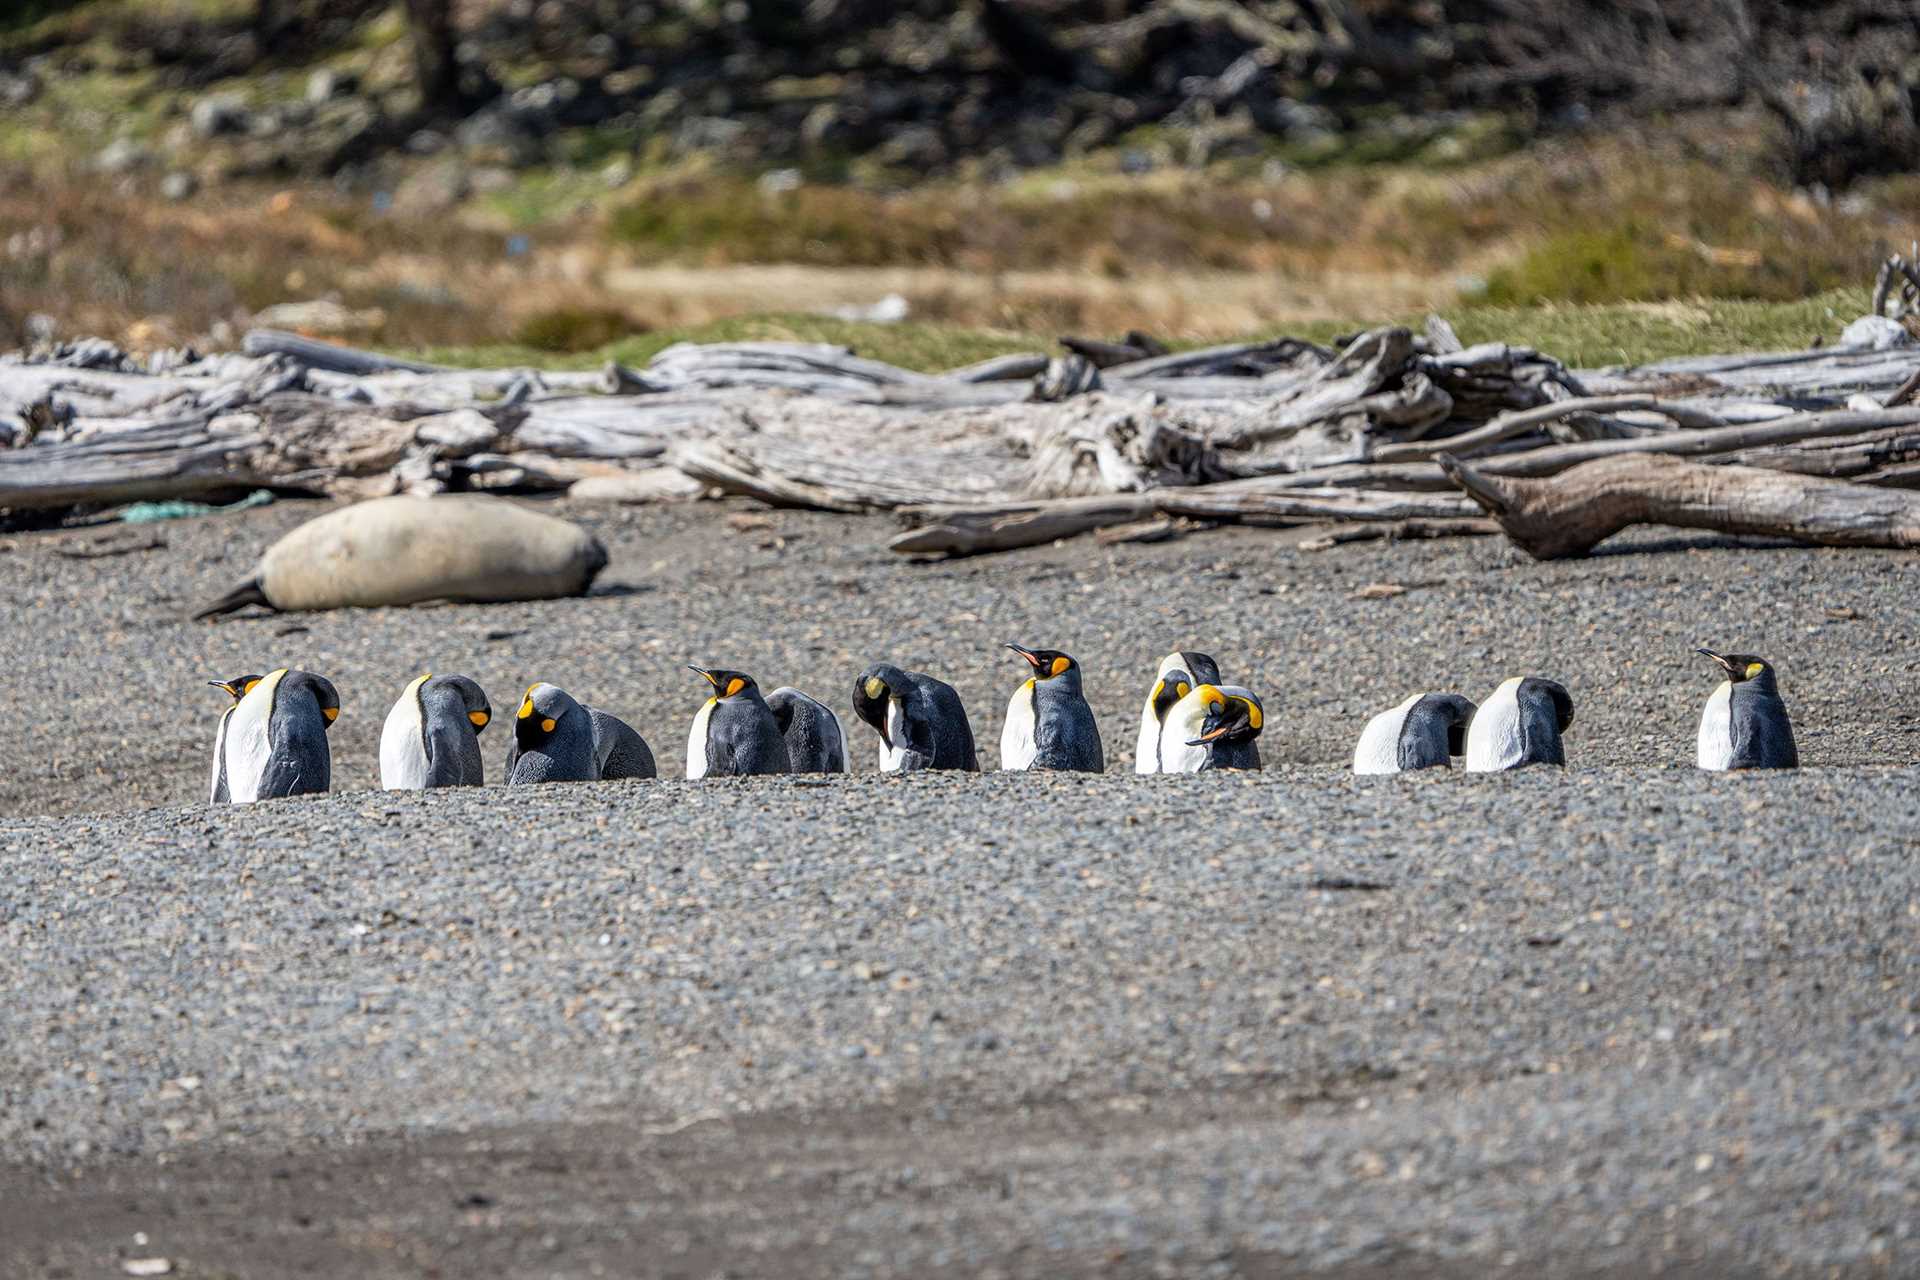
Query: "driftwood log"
1442 453 1920 559
5 301 1920 559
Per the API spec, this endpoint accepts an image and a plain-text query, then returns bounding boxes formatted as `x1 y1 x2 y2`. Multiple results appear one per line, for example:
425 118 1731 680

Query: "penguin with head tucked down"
765 687 847 773
217 668 340 803
1160 684 1263 772
852 663 979 772
1464 677 1573 772
1135 651 1222 774
505 682 656 785
686 667 792 779
1696 649 1798 771
1352 692 1478 775
381 674 492 790
1000 643 1103 772
206 673 262 803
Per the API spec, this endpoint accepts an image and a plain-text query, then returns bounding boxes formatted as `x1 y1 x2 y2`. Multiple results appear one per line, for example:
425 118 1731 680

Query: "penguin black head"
854 663 911 732
208 673 263 704
1151 671 1196 723
1698 649 1774 684
688 666 758 699
1184 685 1263 747
514 681 582 745
277 670 341 727
424 673 492 732
1005 643 1078 681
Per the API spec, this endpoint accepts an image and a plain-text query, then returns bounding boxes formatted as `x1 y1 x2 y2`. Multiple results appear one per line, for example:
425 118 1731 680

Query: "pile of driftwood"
3 308 1919 560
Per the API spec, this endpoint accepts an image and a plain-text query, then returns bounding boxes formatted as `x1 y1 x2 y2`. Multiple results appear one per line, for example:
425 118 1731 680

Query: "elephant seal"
193 495 608 619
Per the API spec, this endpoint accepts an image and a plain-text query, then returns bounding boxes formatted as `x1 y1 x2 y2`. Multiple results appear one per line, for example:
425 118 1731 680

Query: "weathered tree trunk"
1442 453 1920 560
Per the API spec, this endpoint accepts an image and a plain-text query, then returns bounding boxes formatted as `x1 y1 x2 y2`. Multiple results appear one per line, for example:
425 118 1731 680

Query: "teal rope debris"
117 489 276 524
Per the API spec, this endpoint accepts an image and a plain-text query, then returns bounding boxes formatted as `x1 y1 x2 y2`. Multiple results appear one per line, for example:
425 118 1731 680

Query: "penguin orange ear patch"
243 679 261 694
322 706 339 722
469 710 489 727
724 677 745 697
1176 682 1191 699
1745 662 1765 679
541 717 557 733
1049 657 1070 677
865 677 886 699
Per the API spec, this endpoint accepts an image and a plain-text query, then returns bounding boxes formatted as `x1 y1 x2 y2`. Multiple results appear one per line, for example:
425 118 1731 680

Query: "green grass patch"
407 314 1050 372
404 295 1863 375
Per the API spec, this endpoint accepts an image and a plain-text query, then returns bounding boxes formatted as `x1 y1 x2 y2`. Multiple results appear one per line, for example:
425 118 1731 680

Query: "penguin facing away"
1135 651 1222 774
219 668 340 803
1696 649 1798 771
686 667 792 779
380 674 492 789
1353 692 1478 775
1464 677 1573 772
1161 683 1264 772
207 673 262 803
765 687 848 773
1000 643 1103 772
505 682 656 785
852 663 979 772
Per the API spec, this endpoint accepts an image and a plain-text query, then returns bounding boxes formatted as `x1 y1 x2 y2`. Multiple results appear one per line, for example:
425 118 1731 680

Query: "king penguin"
206 673 262 803
1464 677 1574 772
1135 651 1223 774
1000 643 1103 772
216 667 340 803
505 682 656 784
1696 649 1798 771
852 663 979 772
380 673 493 789
1352 692 1478 775
765 687 848 773
686 667 792 778
1159 684 1263 772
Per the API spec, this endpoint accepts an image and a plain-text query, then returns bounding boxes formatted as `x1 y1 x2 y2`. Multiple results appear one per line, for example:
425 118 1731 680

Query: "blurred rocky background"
2 0 1917 360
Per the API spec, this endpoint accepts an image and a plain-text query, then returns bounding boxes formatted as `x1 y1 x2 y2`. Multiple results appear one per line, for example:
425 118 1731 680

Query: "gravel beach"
1 498 1916 1277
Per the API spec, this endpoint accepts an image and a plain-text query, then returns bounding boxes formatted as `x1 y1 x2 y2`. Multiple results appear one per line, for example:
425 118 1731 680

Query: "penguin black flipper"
589 707 657 780
920 678 980 771
191 577 273 621
1730 682 1798 769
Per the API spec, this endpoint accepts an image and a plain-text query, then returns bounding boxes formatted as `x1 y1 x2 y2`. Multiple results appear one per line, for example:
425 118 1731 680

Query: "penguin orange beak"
1697 648 1735 672
1005 643 1043 669
687 665 720 686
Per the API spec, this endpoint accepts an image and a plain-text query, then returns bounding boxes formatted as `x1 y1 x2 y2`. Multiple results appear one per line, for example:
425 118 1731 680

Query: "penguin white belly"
1464 677 1524 773
1353 696 1418 775
209 709 233 803
1697 681 1734 771
1134 701 1163 774
1000 682 1038 770
878 698 910 772
223 668 285 804
1155 713 1209 774
380 675 431 790
686 698 716 779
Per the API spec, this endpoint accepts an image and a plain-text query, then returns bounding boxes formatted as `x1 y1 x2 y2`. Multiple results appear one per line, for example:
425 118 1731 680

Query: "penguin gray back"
1696 650 1798 771
381 674 491 789
194 495 608 618
765 687 847 773
853 664 978 772
686 668 792 779
1001 644 1103 773
223 668 340 802
1464 677 1573 772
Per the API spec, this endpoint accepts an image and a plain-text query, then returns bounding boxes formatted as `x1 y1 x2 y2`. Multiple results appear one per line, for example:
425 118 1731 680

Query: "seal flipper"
192 577 273 621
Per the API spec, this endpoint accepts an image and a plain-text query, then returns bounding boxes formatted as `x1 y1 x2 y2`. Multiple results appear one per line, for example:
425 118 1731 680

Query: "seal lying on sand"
193 495 608 618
